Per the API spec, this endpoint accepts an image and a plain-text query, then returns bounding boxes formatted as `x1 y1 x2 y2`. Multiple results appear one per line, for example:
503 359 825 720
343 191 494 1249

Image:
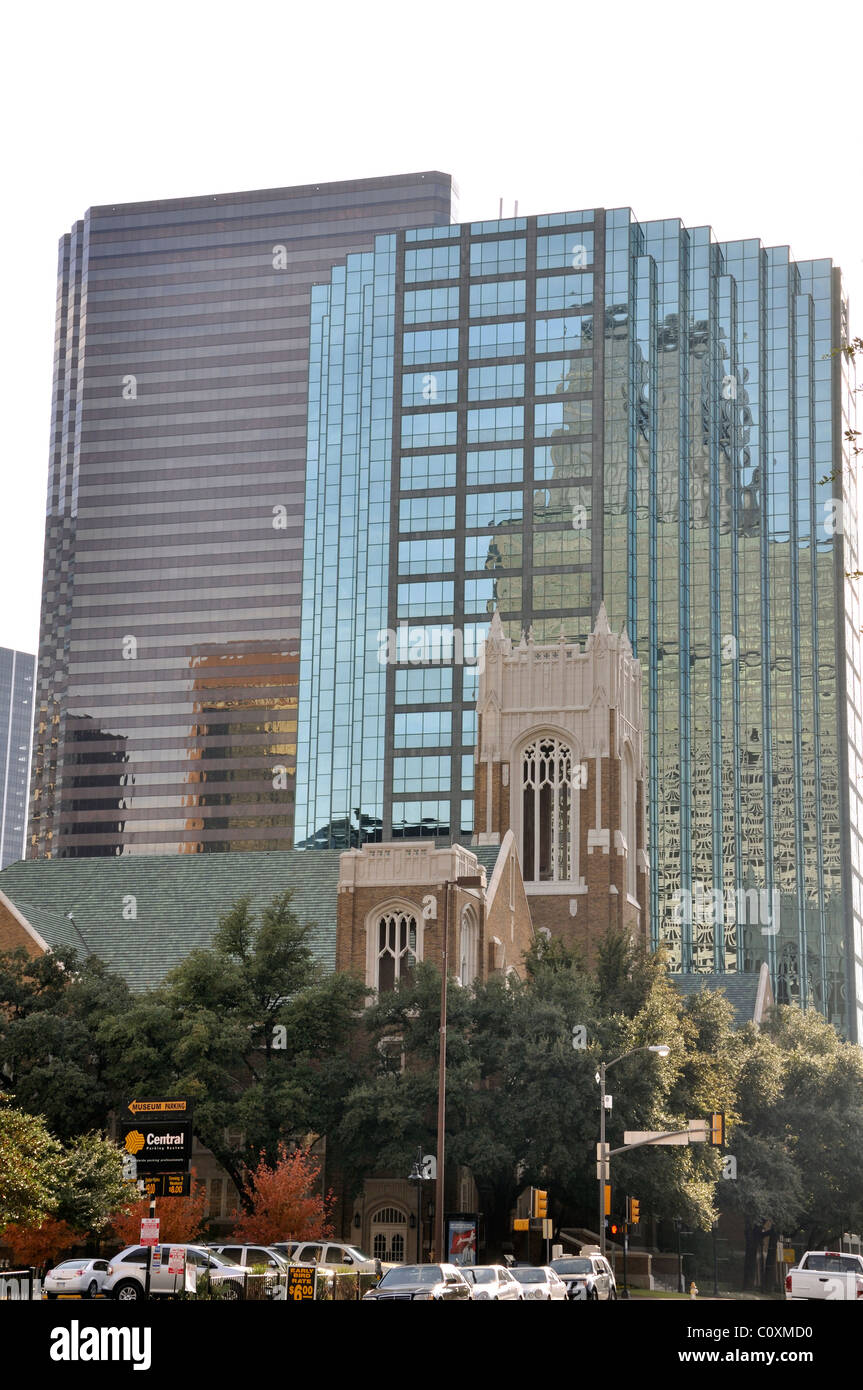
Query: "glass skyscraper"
297 207 862 1041
30 172 455 858
0 648 35 869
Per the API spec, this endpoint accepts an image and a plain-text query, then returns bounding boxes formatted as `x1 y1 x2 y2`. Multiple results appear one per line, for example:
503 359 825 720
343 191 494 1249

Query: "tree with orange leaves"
231 1145 333 1244
108 1175 208 1247
1 1217 83 1267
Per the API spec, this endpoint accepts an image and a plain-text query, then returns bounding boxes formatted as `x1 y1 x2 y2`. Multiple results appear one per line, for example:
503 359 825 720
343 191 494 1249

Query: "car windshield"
551 1259 592 1274
805 1255 860 1273
342 1247 370 1262
201 1249 242 1266
379 1265 442 1286
465 1269 495 1284
512 1269 545 1283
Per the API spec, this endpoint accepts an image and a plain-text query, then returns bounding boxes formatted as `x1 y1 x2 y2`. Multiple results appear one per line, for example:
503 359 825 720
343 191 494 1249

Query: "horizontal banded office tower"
30 172 455 859
297 207 862 1040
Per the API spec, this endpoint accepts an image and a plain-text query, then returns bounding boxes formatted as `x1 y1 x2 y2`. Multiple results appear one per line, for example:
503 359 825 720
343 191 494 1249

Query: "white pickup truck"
785 1250 863 1300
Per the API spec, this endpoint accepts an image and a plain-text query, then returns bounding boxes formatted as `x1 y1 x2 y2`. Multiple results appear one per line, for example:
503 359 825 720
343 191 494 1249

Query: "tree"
108 1177 208 1247
1 1218 83 1268
126 893 368 1204
338 936 740 1252
717 1004 863 1289
0 947 132 1139
231 1145 333 1244
52 1133 133 1240
0 1092 61 1227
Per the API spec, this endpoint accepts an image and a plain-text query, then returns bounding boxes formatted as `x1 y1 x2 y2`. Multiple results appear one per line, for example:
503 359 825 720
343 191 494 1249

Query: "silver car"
509 1266 569 1300
462 1265 523 1301
43 1258 110 1300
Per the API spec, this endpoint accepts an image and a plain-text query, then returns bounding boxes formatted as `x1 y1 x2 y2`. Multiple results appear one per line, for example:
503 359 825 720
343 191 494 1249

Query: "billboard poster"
445 1214 478 1266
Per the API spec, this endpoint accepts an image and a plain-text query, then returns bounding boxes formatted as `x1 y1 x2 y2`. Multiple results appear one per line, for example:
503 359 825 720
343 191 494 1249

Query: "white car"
207 1244 292 1299
103 1244 246 1301
550 1254 617 1300
272 1240 378 1272
43 1258 111 1300
509 1266 569 1301
785 1251 863 1300
462 1265 523 1301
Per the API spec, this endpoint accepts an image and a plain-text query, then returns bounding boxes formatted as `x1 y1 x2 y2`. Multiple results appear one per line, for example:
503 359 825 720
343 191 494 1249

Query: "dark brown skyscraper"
30 172 455 856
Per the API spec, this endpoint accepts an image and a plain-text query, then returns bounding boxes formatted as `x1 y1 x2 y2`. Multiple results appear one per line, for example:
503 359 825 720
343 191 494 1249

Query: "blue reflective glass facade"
298 208 861 1040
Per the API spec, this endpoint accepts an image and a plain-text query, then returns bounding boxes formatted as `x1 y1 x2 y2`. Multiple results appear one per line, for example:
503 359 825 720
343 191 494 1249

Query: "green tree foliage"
0 947 132 1139
52 1132 132 1238
339 930 740 1248
115 893 369 1203
0 1093 61 1227
719 1004 863 1287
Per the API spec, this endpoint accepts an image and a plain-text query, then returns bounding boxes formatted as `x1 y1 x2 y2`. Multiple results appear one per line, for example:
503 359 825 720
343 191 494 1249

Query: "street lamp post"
596 1044 669 1258
434 872 482 1265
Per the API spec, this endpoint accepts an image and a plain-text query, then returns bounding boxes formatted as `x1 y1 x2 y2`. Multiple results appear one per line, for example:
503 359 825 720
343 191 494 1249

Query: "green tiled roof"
670 971 762 1026
472 845 504 878
0 851 344 993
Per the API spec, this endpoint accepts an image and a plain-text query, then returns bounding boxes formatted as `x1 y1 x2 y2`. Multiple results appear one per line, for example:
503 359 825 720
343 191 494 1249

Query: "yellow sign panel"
513 1218 530 1231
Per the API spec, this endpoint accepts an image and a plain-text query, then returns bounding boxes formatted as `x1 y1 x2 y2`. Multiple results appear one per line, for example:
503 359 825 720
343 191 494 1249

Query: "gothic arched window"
374 910 418 993
522 736 577 883
459 906 479 986
622 743 637 898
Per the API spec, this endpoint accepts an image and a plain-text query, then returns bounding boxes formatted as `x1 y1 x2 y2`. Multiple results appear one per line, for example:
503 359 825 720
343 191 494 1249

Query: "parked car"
461 1265 523 1301
785 1251 863 1300
549 1253 617 1301
206 1244 291 1299
271 1240 378 1272
363 1263 471 1301
43 1258 111 1300
103 1244 246 1301
509 1266 569 1301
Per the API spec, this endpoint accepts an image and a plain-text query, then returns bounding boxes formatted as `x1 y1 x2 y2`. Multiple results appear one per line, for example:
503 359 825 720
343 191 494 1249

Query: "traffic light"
532 1187 549 1219
626 1196 640 1225
710 1112 725 1147
608 1221 620 1238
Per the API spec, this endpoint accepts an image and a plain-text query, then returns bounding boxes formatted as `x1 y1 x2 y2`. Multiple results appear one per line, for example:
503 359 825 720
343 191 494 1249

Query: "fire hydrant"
689 1281 698 1299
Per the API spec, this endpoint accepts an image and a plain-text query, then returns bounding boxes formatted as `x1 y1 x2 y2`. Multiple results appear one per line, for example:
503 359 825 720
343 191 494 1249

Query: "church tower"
473 606 649 960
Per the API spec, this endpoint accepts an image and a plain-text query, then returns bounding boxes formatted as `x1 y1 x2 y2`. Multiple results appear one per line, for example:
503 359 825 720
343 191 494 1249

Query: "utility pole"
598 1061 607 1257
434 881 450 1264
143 1196 156 1300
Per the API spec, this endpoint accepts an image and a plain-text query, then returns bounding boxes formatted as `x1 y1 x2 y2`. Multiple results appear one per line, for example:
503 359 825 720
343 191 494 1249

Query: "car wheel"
85 1280 99 1299
114 1281 142 1302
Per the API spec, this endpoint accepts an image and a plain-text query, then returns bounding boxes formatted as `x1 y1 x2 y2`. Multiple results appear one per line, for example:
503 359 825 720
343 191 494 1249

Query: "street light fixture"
597 1043 669 1258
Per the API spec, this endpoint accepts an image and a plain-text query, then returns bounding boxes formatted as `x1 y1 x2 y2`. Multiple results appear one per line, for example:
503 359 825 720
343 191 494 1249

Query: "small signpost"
140 1217 160 1247
168 1247 185 1274
125 1097 193 1301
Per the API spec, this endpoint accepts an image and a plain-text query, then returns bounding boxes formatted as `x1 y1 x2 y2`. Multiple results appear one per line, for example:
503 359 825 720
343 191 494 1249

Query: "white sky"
2 0 861 655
